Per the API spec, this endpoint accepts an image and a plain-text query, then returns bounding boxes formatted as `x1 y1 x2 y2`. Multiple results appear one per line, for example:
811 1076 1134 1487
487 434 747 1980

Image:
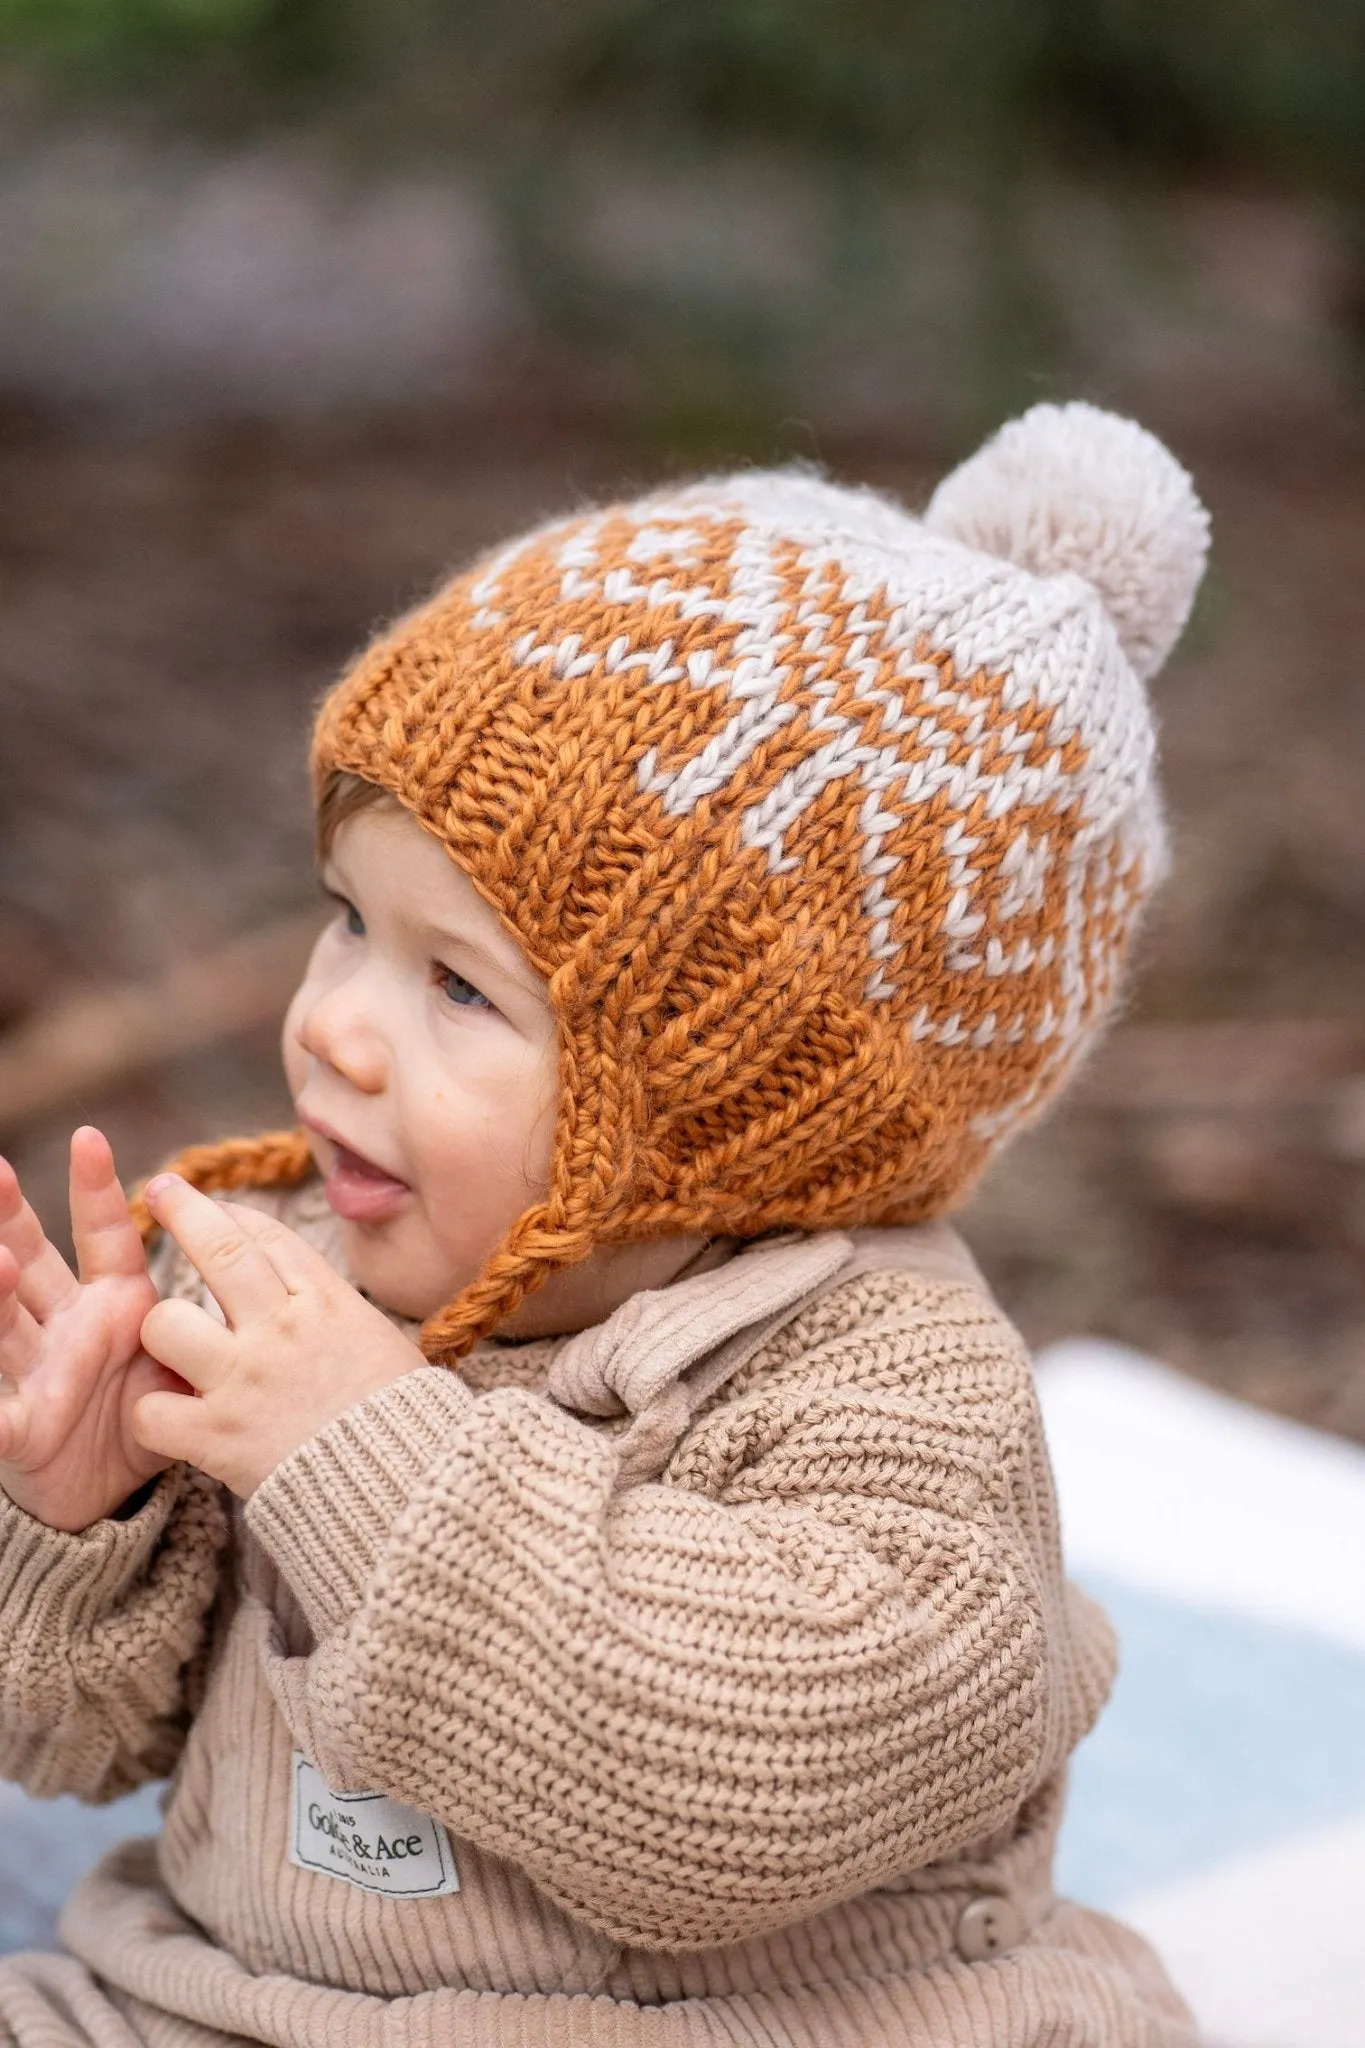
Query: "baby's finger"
221 1203 334 1292
141 1176 289 1328
0 1155 77 1321
0 1247 43 1380
0 1388 26 1466
130 1386 211 1472
140 1295 234 1393
69 1127 149 1285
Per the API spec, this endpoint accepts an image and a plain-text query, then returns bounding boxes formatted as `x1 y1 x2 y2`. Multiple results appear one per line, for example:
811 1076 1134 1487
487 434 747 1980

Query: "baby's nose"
297 985 389 1093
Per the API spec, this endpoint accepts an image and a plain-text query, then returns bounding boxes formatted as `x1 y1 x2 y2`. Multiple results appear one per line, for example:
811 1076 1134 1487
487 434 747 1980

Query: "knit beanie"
140 403 1209 1361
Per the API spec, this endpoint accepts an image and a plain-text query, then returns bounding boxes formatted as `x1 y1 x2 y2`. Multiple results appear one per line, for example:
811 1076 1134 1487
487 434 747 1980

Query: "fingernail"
143 1174 177 1201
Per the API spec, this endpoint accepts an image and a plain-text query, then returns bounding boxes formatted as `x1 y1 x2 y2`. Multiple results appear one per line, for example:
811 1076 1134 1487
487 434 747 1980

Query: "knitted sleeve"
0 1462 228 1802
246 1269 1095 1951
0 1225 232 1803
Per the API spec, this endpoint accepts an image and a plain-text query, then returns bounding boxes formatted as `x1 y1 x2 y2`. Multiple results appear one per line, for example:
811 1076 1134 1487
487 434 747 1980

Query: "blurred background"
1 0 1364 1438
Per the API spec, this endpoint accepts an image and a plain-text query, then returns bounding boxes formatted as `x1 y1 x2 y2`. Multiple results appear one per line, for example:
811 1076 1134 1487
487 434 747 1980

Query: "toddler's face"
282 805 558 1320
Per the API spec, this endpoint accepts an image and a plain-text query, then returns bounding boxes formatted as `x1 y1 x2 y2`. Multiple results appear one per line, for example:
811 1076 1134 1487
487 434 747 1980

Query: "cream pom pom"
924 401 1210 681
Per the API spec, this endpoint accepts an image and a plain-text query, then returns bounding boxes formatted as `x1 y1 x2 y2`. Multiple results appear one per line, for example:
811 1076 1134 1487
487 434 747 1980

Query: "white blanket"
1042 1343 1365 2048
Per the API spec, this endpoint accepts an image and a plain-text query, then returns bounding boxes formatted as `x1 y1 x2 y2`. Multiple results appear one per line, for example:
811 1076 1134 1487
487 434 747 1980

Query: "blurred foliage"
3 0 1363 197
3 0 1362 444
567 0 1365 190
0 0 272 65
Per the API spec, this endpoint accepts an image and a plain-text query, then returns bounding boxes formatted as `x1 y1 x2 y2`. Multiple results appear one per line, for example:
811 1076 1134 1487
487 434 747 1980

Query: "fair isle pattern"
147 408 1206 1362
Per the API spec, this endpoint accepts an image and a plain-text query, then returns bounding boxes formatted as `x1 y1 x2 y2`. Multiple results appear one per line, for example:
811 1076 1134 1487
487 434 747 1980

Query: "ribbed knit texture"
0 1461 226 1803
133 405 1210 1364
0 1181 1196 2045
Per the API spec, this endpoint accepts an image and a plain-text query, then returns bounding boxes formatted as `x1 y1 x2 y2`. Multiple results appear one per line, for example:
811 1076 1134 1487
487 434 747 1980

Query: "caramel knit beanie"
140 403 1209 1361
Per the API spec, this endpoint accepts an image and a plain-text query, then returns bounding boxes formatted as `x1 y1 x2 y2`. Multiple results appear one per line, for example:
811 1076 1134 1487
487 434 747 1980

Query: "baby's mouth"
320 1138 412 1225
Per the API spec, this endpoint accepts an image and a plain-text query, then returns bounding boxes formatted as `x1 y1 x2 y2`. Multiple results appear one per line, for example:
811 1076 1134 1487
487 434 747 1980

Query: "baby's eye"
320 883 365 937
327 896 364 938
438 966 492 1012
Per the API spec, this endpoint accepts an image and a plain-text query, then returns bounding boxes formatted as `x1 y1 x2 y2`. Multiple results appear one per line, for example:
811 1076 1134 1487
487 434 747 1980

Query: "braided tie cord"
129 1130 314 1243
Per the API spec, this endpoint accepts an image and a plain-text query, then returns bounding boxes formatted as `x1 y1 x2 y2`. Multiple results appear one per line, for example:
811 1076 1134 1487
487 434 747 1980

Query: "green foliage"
3 0 1360 437
548 0 1365 189
4 0 1362 199
0 0 273 63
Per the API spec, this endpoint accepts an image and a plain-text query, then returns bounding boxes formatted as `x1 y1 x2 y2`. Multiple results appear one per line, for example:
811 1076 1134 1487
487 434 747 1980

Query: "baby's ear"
925 401 1210 683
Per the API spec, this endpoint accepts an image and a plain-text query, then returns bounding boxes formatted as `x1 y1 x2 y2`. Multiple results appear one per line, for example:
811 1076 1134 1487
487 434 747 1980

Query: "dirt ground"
2 397 1363 1439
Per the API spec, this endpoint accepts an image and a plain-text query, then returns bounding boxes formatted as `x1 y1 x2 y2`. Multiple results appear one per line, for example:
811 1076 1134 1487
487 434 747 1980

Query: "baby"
0 403 1207 2046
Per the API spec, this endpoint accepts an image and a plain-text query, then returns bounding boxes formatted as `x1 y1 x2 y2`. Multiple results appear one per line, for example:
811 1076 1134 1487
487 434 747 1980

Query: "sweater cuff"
0 1468 184 1629
245 1366 476 1638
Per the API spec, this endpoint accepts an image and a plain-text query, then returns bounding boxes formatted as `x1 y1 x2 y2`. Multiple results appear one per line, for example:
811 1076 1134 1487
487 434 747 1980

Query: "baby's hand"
132 1175 425 1498
0 1127 183 1532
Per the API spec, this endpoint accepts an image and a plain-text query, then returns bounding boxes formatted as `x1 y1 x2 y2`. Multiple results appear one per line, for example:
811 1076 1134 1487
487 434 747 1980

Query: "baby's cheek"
280 1002 309 1098
427 1156 525 1249
340 1212 461 1323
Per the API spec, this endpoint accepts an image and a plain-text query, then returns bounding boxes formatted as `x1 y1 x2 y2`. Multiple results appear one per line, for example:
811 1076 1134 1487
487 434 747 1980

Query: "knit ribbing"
0 1464 226 1802
244 1367 475 1640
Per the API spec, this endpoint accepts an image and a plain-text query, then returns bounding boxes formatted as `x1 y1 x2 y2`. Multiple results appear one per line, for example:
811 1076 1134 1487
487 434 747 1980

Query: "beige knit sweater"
0 1182 1196 2047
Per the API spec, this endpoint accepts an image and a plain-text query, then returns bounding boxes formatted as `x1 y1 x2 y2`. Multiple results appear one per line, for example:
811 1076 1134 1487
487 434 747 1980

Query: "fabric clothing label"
289 1752 460 1899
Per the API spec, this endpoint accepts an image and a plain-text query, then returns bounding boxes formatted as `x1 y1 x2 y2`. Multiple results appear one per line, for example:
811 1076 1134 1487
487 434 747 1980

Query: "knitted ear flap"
636 968 947 1232
761 1004 954 1227
129 1129 314 1243
924 401 1210 682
